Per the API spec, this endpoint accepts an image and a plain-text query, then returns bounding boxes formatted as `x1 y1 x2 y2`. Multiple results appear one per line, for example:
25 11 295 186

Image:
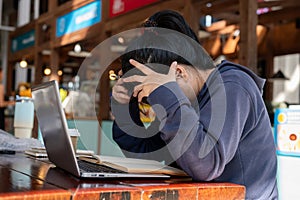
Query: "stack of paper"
79 155 188 176
25 147 94 158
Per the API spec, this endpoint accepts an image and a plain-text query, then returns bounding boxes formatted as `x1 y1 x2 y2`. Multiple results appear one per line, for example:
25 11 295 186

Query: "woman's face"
175 66 203 101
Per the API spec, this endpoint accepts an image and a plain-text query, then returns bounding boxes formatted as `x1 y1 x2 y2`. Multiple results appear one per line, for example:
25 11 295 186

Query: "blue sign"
56 0 102 37
11 30 35 52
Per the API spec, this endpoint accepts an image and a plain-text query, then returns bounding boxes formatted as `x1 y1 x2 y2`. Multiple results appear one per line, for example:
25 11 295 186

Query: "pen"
0 150 16 154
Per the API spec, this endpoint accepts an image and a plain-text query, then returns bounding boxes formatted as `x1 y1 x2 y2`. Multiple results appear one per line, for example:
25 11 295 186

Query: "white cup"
14 97 34 138
14 127 33 138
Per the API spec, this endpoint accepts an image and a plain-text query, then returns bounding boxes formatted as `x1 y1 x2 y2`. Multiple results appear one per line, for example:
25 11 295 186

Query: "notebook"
31 80 170 178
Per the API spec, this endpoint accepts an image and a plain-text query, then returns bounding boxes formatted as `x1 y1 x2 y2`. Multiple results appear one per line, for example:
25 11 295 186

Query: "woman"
111 10 278 199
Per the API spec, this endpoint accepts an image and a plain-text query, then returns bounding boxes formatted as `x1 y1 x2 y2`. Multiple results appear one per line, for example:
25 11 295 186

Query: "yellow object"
18 82 31 97
19 89 32 97
59 88 68 102
139 103 155 123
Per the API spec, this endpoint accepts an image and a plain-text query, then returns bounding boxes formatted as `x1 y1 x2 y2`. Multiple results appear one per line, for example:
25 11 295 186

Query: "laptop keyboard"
78 160 125 173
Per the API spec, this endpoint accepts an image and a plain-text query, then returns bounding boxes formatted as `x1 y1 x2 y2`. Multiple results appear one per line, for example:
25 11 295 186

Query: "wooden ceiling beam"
213 7 300 26
269 0 300 9
259 6 300 25
194 0 300 13
194 0 238 16
194 0 300 22
259 22 300 56
211 12 239 24
258 1 283 9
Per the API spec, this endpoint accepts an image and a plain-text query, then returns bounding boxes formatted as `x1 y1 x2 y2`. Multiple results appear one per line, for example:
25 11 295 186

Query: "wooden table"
0 153 245 200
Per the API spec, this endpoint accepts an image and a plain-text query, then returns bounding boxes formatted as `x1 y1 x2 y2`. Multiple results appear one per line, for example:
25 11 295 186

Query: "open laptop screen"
31 80 80 177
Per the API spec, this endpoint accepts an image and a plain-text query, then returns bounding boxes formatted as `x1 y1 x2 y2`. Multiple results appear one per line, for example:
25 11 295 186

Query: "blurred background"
0 1 300 198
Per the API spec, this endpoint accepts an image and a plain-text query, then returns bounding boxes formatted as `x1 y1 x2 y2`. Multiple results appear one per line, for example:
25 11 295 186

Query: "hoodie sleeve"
147 81 253 181
111 97 172 161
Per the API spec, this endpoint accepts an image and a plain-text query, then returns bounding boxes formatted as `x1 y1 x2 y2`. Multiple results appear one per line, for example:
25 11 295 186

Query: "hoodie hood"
216 60 266 94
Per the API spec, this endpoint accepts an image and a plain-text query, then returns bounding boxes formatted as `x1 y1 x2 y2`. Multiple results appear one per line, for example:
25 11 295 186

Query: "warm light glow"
20 60 28 68
118 37 125 44
44 68 52 76
57 70 63 76
109 70 117 80
109 74 117 81
74 43 82 53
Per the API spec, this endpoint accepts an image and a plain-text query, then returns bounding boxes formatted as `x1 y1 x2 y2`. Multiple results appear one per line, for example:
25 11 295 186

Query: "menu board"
275 108 300 156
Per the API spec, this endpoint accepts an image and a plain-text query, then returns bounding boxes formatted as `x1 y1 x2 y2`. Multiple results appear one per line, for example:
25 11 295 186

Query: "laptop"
31 80 169 179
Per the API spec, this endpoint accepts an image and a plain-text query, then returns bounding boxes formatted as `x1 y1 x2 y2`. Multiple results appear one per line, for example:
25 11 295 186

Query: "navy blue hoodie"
112 60 278 199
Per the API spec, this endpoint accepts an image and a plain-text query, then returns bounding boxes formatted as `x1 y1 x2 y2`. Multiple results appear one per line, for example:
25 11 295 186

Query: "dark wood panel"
0 166 71 199
238 0 258 72
259 6 300 25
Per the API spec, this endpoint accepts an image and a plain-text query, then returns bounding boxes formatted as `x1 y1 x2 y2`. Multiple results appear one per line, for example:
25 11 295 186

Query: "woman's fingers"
132 84 143 98
116 92 131 103
137 90 147 103
122 75 146 83
121 60 178 103
112 79 131 104
129 59 154 75
133 84 148 103
112 90 130 104
118 69 123 77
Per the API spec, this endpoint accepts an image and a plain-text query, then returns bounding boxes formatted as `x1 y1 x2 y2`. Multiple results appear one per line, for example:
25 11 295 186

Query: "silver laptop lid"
31 80 80 177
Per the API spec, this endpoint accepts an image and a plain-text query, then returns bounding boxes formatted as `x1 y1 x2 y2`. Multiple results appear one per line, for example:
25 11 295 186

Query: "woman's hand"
112 71 131 104
123 59 177 102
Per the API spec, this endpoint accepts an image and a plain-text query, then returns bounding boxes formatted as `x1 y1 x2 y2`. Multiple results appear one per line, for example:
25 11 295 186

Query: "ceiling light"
109 70 117 81
42 24 49 31
205 15 212 27
57 70 63 76
44 67 52 76
19 59 28 68
118 37 125 44
206 2 212 7
74 43 82 53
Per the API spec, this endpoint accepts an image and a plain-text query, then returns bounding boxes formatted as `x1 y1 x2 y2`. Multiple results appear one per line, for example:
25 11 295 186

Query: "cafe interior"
0 0 300 199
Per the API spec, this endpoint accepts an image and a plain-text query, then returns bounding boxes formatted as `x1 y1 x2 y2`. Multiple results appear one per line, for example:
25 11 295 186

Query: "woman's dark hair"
122 30 215 75
121 10 215 79
143 10 200 44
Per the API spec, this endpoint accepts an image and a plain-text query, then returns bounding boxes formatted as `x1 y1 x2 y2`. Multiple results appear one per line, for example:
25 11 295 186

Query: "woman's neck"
194 68 215 94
